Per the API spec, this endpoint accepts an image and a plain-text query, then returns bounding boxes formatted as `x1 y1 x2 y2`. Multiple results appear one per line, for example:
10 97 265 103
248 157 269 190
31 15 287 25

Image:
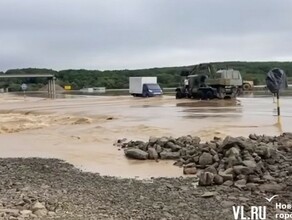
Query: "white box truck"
129 77 163 97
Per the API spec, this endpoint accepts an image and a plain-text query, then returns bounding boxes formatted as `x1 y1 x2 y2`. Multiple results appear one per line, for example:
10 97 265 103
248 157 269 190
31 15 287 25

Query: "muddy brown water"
0 93 291 178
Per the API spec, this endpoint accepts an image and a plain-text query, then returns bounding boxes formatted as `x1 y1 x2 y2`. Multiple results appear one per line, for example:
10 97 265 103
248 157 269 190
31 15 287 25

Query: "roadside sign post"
276 92 280 116
21 83 27 99
266 68 288 116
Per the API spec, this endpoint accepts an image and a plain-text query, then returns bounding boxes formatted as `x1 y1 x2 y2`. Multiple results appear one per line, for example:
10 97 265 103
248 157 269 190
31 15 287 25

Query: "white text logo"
233 206 266 220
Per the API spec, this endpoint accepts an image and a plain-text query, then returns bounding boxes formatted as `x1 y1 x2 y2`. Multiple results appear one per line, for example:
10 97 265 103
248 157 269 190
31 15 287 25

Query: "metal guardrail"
80 86 292 93
255 84 292 87
3 85 291 96
0 74 54 78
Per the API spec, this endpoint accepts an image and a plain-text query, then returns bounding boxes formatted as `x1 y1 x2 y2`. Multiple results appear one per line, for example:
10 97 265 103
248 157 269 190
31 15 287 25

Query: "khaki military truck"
175 63 243 99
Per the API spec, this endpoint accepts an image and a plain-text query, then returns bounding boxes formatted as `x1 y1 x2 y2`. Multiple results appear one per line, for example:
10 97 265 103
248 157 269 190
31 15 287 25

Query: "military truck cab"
176 74 215 99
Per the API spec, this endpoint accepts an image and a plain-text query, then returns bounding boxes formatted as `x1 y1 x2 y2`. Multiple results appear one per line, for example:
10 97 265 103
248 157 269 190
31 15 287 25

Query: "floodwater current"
0 92 291 178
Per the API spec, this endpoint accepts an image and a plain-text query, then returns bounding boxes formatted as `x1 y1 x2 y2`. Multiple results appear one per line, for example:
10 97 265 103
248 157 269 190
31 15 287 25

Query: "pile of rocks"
0 200 55 219
122 133 292 189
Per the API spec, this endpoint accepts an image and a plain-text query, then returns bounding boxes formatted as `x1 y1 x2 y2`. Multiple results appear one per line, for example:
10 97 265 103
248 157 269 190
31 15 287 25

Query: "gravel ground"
0 158 291 220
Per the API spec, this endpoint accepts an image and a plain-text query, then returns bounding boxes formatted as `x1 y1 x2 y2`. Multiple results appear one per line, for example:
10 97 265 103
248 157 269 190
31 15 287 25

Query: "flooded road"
0 93 291 178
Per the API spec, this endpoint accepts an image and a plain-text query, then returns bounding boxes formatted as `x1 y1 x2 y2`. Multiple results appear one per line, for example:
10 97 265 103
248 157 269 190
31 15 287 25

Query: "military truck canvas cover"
207 69 242 86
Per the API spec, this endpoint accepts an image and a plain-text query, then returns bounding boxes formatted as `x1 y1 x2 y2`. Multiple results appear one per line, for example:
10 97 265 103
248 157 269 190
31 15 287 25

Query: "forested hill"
1 61 292 91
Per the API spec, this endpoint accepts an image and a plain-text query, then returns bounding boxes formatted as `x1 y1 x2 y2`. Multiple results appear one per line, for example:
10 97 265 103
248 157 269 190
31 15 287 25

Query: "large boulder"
155 144 163 154
32 201 47 217
165 142 181 152
225 147 242 167
126 140 144 148
149 136 158 145
204 166 218 174
156 137 169 147
199 152 213 166
242 150 253 160
183 167 197 175
242 160 257 169
124 149 148 160
214 175 224 185
199 172 214 186
160 151 180 160
282 132 292 138
233 165 253 175
226 147 240 157
221 136 254 152
254 144 274 159
192 136 201 145
234 179 247 189
186 147 197 156
32 202 46 212
218 169 234 182
173 158 185 167
148 148 158 160
249 134 258 140
137 143 148 152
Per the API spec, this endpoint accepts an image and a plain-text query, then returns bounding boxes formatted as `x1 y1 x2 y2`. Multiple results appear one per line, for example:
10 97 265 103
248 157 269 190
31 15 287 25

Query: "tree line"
0 61 291 91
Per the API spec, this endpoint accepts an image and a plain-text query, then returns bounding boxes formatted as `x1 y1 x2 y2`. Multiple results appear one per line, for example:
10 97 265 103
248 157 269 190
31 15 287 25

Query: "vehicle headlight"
149 89 153 92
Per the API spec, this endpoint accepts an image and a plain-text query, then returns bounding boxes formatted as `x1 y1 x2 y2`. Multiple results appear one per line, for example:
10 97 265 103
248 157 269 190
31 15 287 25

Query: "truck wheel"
217 87 225 99
237 88 243 96
198 90 206 100
231 87 239 98
206 91 214 100
243 83 251 91
176 90 183 99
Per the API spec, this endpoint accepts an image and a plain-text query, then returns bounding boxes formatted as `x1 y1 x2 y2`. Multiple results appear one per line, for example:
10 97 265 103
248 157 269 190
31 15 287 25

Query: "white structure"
129 77 157 95
80 87 106 93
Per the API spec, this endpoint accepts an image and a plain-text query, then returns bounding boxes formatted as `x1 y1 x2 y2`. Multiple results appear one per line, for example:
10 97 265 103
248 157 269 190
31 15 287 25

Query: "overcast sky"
0 0 292 71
